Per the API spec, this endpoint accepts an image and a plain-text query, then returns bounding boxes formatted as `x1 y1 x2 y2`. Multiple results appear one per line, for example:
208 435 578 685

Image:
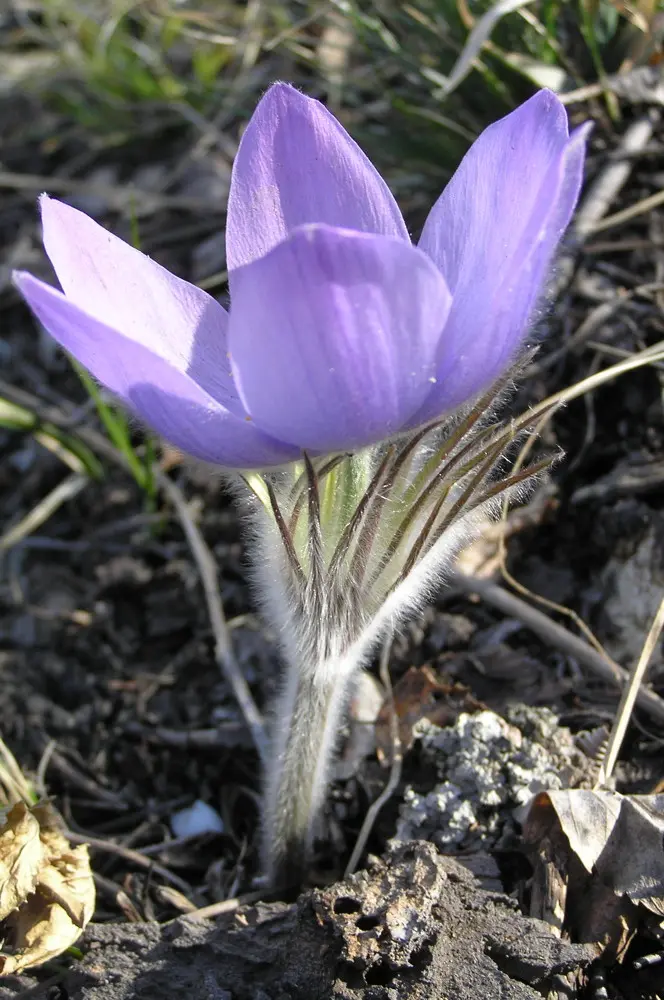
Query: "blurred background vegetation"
2 0 662 233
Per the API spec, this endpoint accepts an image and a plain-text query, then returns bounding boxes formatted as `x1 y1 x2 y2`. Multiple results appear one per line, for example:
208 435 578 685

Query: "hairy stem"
262 659 353 886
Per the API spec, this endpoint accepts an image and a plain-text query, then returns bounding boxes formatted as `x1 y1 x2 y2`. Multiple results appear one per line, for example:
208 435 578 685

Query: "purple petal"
14 272 298 469
39 195 237 411
228 224 451 452
416 91 587 420
226 83 409 272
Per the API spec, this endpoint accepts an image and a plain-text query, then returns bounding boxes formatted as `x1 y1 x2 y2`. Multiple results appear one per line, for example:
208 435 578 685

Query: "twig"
452 574 664 725
157 472 267 764
587 187 664 236
181 888 271 922
597 595 664 786
66 830 194 896
439 0 537 97
344 636 402 878
35 738 56 798
44 746 129 809
125 721 252 749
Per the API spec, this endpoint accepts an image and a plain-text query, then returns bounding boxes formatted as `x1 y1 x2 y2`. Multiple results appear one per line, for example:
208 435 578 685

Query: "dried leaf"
0 803 43 919
529 790 664 905
539 789 623 873
524 789 664 957
595 795 664 915
375 666 482 762
0 803 95 974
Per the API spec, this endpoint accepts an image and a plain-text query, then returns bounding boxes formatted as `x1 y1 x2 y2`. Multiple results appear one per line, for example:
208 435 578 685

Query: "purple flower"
14 84 587 468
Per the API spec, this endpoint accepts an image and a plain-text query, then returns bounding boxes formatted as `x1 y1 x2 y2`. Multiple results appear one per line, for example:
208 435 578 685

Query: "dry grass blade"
0 473 88 553
573 113 656 238
0 169 216 213
183 887 280 922
597 596 664 787
495 342 664 661
529 342 664 419
65 831 192 896
441 0 537 96
0 739 36 806
158 473 267 764
588 188 664 236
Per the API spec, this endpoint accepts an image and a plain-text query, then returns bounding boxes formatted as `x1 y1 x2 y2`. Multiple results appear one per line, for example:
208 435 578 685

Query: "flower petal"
39 195 238 411
14 272 297 469
416 91 587 420
228 224 451 452
226 83 409 272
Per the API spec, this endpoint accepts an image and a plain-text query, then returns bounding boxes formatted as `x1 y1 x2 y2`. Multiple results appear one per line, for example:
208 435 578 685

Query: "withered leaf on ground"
0 803 43 920
524 789 664 960
528 790 664 909
375 665 482 763
0 801 95 975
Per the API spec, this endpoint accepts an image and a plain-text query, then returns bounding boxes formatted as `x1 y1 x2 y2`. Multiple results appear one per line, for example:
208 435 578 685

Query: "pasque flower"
15 85 589 886
15 84 587 468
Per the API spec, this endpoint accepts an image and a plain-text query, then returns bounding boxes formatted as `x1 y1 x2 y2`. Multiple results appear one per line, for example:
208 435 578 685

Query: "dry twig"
66 831 194 896
452 574 664 725
157 472 267 764
182 888 270 922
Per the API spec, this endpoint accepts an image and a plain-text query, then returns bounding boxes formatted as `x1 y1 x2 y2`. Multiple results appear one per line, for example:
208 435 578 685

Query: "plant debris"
0 801 94 974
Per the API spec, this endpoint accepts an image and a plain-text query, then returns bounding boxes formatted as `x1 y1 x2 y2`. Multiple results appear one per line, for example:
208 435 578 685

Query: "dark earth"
1 61 664 1000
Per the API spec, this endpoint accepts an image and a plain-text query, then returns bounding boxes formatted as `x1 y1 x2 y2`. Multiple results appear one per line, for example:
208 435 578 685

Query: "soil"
0 81 663 999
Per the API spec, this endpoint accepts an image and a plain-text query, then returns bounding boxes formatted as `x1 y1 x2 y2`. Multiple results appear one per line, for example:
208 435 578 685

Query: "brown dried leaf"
0 803 43 920
524 789 664 957
375 666 442 762
595 794 664 915
0 804 95 974
36 847 93 928
541 789 623 873
375 666 482 763
532 790 664 908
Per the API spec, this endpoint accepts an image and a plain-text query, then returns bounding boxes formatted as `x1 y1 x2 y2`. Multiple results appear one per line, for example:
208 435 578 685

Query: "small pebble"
171 799 224 838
